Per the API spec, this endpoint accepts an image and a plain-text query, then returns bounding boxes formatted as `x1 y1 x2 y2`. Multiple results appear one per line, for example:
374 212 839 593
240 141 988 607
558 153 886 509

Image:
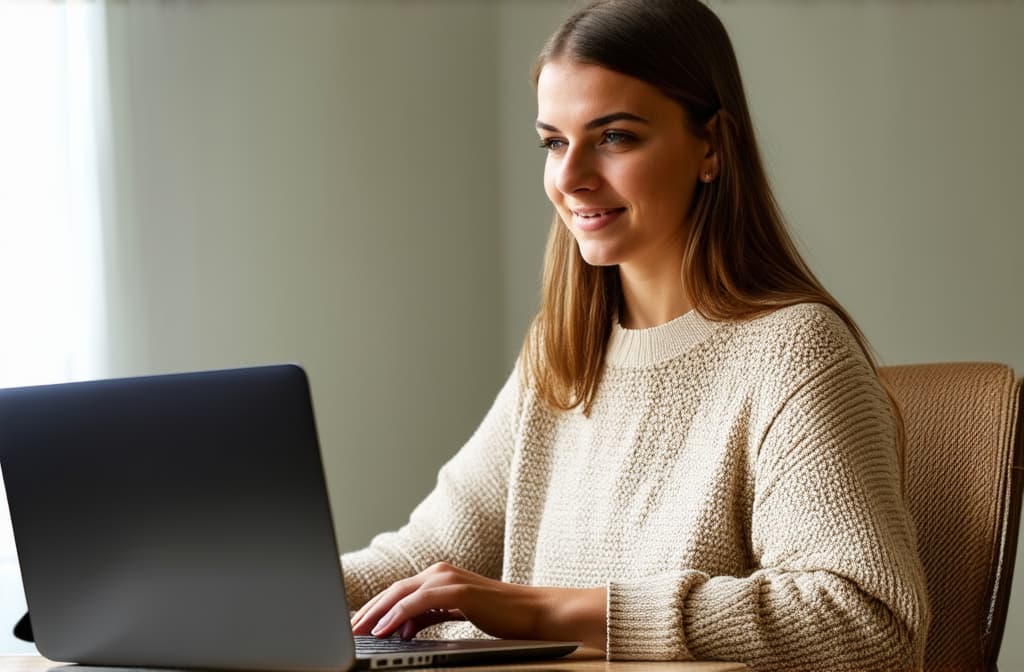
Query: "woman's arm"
350 562 608 649
605 353 931 670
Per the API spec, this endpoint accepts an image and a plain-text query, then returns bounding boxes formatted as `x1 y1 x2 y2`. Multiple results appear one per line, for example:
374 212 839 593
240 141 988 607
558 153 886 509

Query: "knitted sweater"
341 303 931 671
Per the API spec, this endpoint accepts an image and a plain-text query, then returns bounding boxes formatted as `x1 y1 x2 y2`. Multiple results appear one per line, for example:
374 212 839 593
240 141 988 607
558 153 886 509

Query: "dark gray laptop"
0 365 578 670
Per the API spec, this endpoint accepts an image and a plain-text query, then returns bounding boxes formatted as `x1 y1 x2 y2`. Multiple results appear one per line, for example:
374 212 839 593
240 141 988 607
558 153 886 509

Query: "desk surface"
2 649 750 671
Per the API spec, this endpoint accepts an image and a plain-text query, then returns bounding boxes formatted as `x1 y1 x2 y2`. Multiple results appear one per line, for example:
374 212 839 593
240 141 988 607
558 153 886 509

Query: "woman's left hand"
349 562 606 649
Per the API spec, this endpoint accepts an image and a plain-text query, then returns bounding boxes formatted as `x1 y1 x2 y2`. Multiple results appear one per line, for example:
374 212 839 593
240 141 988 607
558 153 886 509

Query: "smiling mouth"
570 207 626 232
574 208 625 218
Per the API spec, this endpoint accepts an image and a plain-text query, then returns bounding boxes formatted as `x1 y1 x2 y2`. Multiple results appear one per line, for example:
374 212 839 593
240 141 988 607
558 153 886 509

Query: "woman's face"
536 60 712 275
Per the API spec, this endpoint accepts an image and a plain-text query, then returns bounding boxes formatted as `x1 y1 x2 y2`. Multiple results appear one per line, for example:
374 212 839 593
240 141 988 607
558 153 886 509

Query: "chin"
575 242 622 268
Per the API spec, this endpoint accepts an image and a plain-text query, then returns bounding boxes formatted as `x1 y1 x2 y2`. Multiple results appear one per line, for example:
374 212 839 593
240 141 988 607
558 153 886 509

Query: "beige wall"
717 2 1024 374
100 0 507 556
20 0 1020 664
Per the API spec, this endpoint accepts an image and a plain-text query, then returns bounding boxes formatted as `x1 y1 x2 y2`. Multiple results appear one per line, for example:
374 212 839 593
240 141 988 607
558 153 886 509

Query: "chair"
881 363 1024 671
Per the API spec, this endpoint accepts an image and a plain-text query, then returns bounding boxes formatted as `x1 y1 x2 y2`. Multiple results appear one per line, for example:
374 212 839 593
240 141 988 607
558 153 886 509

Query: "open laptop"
0 364 578 670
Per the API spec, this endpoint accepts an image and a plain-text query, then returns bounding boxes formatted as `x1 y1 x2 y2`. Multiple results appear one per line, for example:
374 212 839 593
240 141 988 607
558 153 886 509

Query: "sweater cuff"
681 575 764 655
606 570 709 661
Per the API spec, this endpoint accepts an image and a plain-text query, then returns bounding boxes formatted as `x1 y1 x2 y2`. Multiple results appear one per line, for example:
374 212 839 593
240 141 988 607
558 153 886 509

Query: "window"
0 2 108 653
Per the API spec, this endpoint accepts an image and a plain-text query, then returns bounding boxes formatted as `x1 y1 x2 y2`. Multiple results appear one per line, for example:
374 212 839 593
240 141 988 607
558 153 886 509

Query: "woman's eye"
539 137 566 152
602 131 635 146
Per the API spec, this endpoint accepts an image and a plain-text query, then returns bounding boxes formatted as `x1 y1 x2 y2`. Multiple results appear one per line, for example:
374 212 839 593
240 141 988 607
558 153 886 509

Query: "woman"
346 1 930 669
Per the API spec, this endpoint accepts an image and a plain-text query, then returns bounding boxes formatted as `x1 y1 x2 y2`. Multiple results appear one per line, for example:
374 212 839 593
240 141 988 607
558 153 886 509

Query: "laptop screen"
0 365 356 671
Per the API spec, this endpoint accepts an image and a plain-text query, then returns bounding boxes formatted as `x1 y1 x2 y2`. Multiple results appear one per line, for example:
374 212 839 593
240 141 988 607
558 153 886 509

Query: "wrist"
536 586 607 650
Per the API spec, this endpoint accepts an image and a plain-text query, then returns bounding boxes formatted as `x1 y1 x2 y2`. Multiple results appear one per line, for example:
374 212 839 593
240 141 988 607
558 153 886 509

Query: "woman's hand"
349 562 607 650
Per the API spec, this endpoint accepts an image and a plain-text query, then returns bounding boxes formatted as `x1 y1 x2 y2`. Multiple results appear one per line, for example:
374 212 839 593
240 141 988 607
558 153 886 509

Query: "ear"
699 112 720 184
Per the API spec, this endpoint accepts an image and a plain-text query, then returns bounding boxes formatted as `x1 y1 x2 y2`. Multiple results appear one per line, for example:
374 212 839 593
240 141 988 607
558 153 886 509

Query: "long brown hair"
521 0 904 462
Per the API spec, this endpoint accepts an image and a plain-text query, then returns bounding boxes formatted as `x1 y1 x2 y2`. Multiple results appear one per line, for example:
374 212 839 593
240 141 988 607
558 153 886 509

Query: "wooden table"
1 649 750 671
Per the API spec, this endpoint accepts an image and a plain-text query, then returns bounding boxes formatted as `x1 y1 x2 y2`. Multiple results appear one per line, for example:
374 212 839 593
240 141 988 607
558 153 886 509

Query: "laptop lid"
0 365 579 671
0 365 355 671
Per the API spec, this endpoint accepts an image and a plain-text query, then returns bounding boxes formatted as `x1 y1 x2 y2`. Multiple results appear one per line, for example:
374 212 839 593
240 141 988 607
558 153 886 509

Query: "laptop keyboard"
355 635 454 654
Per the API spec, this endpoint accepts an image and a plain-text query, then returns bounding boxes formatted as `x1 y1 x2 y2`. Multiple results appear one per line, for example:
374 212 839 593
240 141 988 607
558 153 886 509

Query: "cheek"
542 161 560 206
643 157 697 218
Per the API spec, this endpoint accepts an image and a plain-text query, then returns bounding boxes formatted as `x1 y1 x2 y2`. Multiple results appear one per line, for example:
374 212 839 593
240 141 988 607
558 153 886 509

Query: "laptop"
0 364 578 670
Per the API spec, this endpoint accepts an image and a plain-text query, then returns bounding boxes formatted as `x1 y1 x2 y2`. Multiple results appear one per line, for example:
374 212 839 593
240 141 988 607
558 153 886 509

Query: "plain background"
3 0 1022 663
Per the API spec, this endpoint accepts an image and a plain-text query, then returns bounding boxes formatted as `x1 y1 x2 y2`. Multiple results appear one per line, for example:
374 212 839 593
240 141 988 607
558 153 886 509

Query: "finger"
351 578 424 635
351 591 390 633
398 619 418 641
353 563 462 634
397 608 467 641
353 595 402 636
351 583 407 626
369 585 464 638
351 590 386 626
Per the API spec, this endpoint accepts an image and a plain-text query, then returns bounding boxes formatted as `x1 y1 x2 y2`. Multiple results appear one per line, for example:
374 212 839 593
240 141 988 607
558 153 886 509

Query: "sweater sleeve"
340 368 523 611
606 352 931 671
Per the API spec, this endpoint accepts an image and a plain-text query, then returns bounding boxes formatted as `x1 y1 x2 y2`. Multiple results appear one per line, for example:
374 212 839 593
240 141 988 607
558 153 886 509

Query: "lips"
570 206 626 232
573 207 624 217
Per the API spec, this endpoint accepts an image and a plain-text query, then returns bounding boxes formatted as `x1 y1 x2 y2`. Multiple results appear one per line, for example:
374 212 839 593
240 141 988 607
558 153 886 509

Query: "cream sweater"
341 303 930 671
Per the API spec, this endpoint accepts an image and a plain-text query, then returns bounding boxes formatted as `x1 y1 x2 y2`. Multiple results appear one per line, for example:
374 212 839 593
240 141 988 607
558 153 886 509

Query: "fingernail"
371 613 395 636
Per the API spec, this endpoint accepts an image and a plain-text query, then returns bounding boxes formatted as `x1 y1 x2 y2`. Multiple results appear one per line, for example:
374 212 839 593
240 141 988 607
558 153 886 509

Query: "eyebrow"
535 112 650 133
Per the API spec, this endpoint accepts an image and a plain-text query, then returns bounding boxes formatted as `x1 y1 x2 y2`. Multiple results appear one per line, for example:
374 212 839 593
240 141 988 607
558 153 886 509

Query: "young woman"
345 1 930 669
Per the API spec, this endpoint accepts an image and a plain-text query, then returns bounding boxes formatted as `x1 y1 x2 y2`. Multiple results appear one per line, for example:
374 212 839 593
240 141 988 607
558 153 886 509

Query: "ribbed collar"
605 310 722 368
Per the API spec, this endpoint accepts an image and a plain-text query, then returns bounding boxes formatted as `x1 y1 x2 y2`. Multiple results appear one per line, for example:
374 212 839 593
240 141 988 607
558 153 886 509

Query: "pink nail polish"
371 613 394 636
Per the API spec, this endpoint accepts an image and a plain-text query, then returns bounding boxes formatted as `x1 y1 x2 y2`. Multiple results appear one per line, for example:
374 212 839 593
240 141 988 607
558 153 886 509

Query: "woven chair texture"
881 363 1023 672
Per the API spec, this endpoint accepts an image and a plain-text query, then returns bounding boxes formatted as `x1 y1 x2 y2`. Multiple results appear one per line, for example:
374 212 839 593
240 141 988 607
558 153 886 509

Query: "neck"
617 261 692 329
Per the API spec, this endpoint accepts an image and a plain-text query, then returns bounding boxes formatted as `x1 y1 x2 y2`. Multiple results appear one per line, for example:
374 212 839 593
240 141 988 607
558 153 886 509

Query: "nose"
554 145 600 194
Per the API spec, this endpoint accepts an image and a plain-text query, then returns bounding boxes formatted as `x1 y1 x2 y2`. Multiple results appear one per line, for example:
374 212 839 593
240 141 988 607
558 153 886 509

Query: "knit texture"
341 303 931 671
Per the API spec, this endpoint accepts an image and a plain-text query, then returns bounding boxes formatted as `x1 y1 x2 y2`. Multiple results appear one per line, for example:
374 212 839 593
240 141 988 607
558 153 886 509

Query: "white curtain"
0 1 110 654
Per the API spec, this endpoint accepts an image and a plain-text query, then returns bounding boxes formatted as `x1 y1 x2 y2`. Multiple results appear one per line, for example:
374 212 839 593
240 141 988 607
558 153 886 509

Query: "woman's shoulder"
731 302 857 353
720 302 869 388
